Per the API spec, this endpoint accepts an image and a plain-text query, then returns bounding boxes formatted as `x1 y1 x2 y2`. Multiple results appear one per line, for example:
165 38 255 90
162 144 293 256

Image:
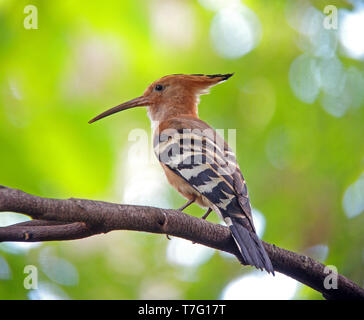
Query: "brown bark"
0 185 363 300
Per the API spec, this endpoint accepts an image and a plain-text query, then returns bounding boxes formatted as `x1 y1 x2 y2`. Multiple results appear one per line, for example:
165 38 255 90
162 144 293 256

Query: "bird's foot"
177 198 195 211
201 208 212 220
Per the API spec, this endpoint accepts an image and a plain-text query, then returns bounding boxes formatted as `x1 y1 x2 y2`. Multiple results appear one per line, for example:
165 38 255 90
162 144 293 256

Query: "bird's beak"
88 95 149 124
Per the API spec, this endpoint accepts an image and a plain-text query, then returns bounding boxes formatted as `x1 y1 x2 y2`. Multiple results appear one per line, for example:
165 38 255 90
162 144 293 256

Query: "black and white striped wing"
154 126 274 274
154 127 253 225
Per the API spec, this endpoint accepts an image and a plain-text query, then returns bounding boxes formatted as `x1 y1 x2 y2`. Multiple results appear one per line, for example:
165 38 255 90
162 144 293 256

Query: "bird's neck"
147 100 199 125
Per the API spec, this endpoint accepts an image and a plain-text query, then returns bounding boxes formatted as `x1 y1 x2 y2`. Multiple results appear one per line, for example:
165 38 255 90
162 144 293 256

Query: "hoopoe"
89 74 274 274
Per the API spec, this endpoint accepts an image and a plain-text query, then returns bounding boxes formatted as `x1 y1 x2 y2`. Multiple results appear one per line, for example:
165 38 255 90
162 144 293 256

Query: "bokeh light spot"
166 237 215 268
251 208 266 238
343 173 364 219
319 56 345 95
39 247 79 286
150 0 196 49
199 0 240 12
28 282 70 300
289 54 320 104
210 4 262 59
221 271 299 300
339 7 364 60
119 145 171 208
0 255 11 280
304 244 329 263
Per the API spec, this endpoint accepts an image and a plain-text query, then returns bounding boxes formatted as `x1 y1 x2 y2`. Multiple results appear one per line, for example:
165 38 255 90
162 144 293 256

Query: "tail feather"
228 218 275 275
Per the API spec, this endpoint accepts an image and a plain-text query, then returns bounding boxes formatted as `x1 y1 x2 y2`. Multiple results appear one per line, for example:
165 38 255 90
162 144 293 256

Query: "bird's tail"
227 217 275 275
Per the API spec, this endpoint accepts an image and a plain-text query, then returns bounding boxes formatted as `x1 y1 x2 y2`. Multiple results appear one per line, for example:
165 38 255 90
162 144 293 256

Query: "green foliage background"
0 0 363 299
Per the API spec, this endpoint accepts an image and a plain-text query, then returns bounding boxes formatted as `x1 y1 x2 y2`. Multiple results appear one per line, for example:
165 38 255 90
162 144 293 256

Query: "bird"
89 73 274 274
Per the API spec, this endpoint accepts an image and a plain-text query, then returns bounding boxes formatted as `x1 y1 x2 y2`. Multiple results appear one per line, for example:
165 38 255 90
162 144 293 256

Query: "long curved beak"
88 96 149 124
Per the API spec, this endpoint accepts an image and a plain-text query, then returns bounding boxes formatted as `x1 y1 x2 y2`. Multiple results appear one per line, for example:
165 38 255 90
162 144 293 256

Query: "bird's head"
88 73 233 124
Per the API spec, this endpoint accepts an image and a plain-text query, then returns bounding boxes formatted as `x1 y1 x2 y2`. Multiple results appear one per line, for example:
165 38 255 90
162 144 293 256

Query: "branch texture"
0 185 363 300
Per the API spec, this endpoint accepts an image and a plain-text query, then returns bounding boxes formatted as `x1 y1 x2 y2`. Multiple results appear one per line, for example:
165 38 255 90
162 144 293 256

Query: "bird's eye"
155 84 164 91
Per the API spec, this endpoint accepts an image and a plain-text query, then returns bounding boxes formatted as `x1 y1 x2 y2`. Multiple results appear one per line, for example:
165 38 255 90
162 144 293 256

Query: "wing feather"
154 117 274 274
154 124 250 222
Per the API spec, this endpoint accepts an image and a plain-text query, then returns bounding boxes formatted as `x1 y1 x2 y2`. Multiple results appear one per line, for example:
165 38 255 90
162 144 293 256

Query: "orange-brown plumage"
145 74 232 122
89 73 274 274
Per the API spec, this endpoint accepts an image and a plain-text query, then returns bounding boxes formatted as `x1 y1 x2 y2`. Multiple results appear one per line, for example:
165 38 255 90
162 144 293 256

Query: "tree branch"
0 185 363 300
